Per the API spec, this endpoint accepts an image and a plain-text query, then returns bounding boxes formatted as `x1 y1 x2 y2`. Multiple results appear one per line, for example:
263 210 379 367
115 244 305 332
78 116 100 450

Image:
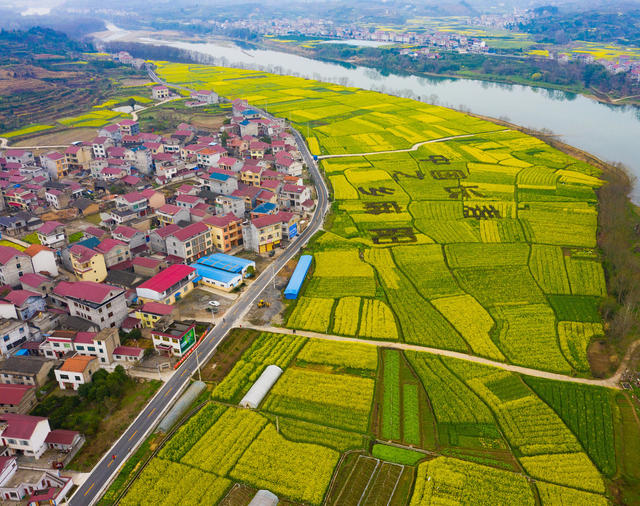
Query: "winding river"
101 27 640 199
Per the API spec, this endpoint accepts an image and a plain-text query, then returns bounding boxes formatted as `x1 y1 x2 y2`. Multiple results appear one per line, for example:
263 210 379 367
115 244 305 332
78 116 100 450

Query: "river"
102 29 640 199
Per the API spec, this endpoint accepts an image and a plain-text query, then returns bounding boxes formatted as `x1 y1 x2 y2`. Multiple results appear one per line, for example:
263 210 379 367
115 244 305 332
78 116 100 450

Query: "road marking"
107 459 114 468
84 483 94 496
128 430 138 441
180 369 187 377
147 408 156 418
164 387 173 397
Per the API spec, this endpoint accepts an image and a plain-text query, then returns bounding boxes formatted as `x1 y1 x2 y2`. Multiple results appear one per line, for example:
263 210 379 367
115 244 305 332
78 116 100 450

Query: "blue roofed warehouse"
284 255 312 299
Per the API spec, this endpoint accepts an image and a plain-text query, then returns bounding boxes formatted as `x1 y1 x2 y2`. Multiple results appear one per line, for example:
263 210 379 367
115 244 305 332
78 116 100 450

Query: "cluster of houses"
0 84 317 502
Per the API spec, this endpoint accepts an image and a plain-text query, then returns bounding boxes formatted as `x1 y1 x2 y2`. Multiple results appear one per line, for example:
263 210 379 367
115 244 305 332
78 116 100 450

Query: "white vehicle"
208 300 220 307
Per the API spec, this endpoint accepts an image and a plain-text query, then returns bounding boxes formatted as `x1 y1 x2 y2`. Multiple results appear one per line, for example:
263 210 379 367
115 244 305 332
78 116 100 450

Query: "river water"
105 30 640 199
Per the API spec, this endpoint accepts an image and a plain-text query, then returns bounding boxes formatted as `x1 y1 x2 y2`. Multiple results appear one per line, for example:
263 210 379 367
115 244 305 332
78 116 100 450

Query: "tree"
220 130 230 147
127 97 136 111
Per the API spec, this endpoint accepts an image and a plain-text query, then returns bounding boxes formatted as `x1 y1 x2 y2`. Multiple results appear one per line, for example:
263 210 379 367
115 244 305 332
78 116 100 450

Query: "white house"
152 85 170 100
55 355 99 391
25 244 58 277
0 414 50 459
191 89 219 104
0 320 29 358
36 221 66 248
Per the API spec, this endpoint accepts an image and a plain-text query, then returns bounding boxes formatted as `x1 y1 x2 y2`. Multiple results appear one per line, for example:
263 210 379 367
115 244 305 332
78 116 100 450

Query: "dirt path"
316 130 510 160
242 323 635 389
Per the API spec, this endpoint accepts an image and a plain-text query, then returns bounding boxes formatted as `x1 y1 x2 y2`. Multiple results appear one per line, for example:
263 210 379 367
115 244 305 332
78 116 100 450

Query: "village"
0 86 316 504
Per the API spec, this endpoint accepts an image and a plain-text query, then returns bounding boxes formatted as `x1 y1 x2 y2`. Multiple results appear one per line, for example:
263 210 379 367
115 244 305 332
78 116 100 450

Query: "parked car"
208 300 220 307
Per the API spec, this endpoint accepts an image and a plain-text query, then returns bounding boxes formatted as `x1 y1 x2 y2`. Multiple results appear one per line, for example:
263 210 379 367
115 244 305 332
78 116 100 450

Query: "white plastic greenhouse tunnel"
239 365 283 409
248 489 279 506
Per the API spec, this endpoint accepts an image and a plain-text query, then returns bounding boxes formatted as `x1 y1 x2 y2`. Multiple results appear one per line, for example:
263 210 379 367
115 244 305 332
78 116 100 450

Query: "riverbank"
256 37 640 108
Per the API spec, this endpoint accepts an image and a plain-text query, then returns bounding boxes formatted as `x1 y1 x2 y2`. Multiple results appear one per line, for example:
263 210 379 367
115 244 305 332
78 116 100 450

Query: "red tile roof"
0 245 28 264
119 191 146 203
20 272 50 288
53 281 122 304
38 221 64 235
70 244 98 263
283 184 307 193
171 222 209 241
0 384 33 405
95 238 127 254
113 225 140 239
137 264 195 293
113 345 143 357
157 204 183 216
152 224 181 238
44 429 79 446
0 413 46 439
175 194 202 204
4 289 41 306
140 301 174 315
251 214 283 228
84 226 107 238
74 332 97 344
132 257 162 268
203 213 241 228
60 355 95 373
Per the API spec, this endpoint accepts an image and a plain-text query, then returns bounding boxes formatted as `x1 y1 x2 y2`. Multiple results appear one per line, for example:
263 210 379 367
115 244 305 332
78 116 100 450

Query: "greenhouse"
239 365 283 409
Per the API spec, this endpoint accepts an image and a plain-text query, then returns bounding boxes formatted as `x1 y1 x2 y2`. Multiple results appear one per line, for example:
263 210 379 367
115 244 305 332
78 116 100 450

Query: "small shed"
248 490 279 506
239 365 283 409
283 255 312 299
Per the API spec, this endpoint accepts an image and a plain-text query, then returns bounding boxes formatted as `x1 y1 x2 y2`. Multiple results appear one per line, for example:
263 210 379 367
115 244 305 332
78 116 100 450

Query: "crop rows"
182 408 267 474
120 459 230 506
272 416 365 452
359 299 398 339
230 425 339 505
410 457 535 505
296 339 378 370
381 350 401 440
520 452 605 493
287 296 334 332
262 367 374 432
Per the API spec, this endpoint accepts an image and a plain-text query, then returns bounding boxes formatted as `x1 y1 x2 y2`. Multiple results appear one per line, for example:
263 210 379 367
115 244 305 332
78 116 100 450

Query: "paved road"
69 85 329 505
243 324 635 389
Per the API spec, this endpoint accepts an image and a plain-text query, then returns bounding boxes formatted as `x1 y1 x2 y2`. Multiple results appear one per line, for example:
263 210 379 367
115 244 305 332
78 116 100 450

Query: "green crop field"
118 332 633 505
113 63 638 505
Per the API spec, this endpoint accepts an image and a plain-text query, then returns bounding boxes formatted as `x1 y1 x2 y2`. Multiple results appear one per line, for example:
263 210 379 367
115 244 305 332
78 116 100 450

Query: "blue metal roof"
284 255 312 299
192 264 241 284
209 172 231 182
76 237 100 250
252 202 277 214
195 253 255 274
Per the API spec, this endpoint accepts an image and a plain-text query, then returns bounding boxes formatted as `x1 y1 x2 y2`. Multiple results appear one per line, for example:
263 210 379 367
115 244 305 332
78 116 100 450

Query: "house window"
59 374 69 380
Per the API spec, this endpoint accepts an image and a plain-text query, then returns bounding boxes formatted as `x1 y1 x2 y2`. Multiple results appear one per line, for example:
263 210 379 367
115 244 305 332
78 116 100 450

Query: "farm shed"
239 365 283 409
283 255 312 299
248 490 279 506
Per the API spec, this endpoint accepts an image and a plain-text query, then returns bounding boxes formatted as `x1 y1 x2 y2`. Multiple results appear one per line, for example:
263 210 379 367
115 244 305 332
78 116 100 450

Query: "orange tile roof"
60 355 96 374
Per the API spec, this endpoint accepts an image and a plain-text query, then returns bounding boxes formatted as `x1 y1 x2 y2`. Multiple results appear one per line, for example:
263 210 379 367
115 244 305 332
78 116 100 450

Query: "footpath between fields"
241 323 640 389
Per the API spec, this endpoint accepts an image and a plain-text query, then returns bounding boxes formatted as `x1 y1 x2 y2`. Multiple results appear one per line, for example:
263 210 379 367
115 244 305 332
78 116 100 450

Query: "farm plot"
392 244 463 300
431 294 504 361
564 255 607 296
181 408 267 474
305 249 377 298
212 332 306 403
535 482 609 506
262 367 375 432
267 416 365 452
523 377 616 476
231 424 339 505
296 339 378 371
519 452 605 493
365 248 468 351
410 457 535 505
446 366 583 456
359 298 398 339
331 296 362 336
120 459 231 506
328 454 408 506
490 304 572 373
557 321 604 372
529 244 571 294
287 296 334 332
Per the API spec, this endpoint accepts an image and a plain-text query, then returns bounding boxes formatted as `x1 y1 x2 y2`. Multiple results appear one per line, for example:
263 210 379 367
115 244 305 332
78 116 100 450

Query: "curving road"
68 90 329 505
